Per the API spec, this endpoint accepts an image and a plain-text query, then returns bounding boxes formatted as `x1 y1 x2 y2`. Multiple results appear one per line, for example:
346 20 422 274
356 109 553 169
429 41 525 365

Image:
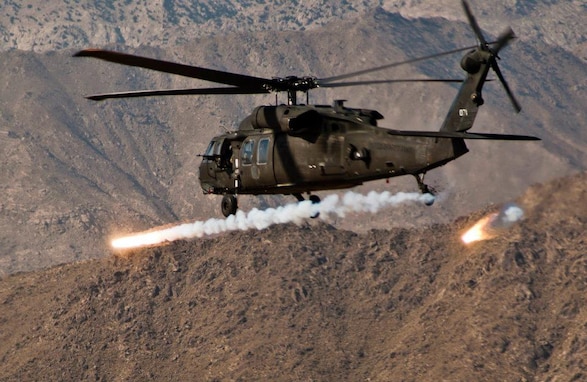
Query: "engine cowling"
251 106 322 135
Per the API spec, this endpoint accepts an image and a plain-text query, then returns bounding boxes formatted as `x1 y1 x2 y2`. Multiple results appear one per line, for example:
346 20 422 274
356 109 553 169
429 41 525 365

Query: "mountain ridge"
1 1 585 55
0 171 585 381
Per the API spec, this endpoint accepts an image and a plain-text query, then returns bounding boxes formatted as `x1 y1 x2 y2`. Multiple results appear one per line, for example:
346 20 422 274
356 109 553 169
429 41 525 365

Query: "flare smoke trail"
111 191 435 250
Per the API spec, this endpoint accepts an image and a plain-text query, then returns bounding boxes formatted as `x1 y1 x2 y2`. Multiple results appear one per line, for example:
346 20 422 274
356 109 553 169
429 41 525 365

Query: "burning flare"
111 229 177 250
461 213 498 244
461 203 524 245
111 191 435 250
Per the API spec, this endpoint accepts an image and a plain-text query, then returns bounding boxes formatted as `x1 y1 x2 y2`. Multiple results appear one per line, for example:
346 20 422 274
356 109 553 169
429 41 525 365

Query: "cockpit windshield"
204 141 215 157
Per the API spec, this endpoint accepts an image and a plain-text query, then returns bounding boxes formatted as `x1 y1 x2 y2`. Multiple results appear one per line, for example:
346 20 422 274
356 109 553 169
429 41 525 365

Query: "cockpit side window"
242 140 254 165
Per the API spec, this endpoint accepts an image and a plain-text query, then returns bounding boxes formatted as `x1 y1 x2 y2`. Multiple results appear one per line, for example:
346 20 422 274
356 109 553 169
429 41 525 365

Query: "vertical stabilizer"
439 56 490 132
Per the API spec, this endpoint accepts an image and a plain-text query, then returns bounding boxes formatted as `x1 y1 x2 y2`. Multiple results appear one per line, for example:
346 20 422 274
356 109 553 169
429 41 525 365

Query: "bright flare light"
111 230 171 250
461 213 498 244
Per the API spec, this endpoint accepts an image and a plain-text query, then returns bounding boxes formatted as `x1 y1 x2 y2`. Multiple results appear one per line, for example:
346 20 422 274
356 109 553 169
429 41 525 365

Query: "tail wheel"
414 174 435 206
221 194 238 217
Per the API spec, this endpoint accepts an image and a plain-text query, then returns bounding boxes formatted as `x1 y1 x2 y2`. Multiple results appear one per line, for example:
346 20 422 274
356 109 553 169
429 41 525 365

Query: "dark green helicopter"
75 0 539 217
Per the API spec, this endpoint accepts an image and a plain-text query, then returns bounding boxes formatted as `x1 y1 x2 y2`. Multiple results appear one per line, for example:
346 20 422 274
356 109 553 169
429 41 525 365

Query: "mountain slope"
0 172 585 381
1 1 585 55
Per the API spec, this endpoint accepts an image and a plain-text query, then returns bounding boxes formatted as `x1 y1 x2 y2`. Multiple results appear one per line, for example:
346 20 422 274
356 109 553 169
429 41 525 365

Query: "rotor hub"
266 76 319 93
460 50 483 74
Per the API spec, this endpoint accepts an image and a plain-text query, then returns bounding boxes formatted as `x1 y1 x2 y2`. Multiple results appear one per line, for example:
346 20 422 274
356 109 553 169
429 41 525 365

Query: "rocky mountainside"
1 1 585 55
0 1 586 274
0 171 585 381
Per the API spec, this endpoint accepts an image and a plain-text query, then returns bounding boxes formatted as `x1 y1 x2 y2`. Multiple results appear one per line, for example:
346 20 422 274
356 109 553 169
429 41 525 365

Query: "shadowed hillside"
0 172 584 381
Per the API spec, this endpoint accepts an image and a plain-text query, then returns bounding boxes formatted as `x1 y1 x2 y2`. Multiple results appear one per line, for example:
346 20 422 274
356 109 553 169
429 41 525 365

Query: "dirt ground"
0 172 585 381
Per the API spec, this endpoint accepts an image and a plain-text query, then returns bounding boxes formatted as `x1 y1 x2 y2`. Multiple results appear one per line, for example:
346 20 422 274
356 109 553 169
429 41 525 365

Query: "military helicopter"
75 0 539 217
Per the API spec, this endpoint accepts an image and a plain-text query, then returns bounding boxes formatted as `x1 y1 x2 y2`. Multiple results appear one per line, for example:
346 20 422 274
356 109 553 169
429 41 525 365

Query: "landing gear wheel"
221 194 238 217
422 190 435 206
309 194 321 219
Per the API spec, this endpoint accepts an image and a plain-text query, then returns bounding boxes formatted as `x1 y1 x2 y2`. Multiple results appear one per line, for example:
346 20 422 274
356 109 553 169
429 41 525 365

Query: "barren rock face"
2 1 585 54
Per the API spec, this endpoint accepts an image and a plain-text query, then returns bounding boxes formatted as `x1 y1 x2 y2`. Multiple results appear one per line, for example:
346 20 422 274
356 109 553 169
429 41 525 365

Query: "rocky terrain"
0 1 585 379
1 1 585 55
0 171 585 381
0 0 585 274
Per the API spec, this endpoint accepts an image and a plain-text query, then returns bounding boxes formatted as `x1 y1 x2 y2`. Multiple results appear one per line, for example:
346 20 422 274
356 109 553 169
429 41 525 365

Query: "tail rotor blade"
492 26 516 56
462 0 488 47
491 61 521 113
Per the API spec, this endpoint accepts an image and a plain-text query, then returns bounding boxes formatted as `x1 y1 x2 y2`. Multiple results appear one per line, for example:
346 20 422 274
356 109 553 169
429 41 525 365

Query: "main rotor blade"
74 49 270 90
386 129 539 140
85 87 270 101
319 78 464 88
320 45 479 84
490 61 522 113
462 0 487 47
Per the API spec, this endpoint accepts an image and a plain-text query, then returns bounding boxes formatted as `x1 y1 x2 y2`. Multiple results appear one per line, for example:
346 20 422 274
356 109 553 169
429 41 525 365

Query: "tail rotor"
462 0 521 113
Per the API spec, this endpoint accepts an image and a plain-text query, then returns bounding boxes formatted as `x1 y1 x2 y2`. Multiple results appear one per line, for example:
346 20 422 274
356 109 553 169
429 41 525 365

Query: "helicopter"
75 0 539 217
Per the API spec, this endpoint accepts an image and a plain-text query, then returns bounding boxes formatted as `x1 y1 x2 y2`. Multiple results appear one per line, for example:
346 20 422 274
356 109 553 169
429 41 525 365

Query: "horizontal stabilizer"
387 130 540 141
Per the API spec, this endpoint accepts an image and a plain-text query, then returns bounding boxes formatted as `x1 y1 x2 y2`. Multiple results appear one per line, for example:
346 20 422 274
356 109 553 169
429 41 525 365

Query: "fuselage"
198 103 468 196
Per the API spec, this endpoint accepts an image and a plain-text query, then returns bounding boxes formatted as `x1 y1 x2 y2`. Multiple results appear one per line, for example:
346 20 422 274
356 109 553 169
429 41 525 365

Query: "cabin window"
242 140 254 165
257 138 270 165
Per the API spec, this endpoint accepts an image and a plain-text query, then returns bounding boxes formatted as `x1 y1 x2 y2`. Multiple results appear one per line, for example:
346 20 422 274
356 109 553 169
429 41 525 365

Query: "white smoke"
111 191 435 250
493 203 525 228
